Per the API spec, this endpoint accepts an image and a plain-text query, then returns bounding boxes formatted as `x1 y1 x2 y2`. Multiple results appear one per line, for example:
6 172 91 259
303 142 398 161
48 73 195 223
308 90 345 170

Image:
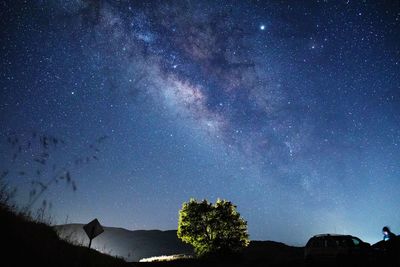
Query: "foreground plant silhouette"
2 131 107 216
177 198 249 258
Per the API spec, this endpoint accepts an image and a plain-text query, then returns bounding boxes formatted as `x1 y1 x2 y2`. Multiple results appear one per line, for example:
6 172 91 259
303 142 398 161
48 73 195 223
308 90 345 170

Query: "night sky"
1 0 399 246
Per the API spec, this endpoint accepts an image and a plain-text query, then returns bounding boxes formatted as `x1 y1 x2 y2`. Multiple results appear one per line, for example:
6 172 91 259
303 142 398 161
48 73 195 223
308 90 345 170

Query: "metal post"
88 227 94 248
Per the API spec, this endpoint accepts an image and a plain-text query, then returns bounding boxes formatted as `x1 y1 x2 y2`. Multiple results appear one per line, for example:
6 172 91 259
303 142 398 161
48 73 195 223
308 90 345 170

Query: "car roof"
311 234 357 238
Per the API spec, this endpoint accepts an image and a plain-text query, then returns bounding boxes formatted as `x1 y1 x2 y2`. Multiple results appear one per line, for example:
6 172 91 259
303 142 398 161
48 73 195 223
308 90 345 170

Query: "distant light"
140 255 193 262
71 91 75 95
260 25 266 31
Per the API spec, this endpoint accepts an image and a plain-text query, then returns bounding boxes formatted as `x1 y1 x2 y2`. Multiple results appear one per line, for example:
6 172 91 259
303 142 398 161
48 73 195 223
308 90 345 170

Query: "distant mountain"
54 224 304 264
54 224 193 262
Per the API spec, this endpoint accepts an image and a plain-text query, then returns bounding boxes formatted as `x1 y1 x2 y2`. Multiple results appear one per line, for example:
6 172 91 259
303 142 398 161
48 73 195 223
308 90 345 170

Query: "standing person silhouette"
382 226 399 266
382 226 396 241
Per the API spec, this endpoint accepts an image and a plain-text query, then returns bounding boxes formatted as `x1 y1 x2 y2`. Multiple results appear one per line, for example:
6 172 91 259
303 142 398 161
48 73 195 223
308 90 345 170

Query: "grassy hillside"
0 203 127 267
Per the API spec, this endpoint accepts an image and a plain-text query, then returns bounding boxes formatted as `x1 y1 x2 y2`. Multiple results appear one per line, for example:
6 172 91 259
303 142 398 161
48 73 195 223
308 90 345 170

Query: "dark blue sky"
1 0 399 245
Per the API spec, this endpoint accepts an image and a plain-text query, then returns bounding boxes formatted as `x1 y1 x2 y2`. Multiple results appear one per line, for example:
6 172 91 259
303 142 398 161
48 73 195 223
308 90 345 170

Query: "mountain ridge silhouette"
54 224 193 262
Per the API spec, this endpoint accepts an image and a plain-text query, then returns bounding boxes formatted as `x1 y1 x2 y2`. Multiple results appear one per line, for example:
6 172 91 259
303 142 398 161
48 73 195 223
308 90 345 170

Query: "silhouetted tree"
177 198 249 257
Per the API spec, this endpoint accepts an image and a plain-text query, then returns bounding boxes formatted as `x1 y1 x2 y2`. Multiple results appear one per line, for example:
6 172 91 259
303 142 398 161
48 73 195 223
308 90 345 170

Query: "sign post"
83 218 104 249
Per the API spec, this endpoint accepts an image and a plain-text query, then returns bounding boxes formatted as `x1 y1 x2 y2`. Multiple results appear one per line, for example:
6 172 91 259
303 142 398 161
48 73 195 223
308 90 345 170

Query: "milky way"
1 1 399 245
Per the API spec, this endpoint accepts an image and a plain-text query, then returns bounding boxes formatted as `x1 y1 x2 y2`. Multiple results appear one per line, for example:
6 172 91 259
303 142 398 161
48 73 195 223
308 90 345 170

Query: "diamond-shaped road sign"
83 218 104 248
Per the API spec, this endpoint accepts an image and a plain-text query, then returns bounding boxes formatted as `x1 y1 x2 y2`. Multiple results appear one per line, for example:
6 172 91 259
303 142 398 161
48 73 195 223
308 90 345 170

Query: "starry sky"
1 0 399 246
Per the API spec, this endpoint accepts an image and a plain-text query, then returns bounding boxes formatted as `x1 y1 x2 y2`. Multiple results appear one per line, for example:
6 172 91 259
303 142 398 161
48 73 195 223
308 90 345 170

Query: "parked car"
305 234 372 266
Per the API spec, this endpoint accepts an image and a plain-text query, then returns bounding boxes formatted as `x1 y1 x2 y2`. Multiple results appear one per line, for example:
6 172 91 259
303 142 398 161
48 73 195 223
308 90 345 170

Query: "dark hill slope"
0 204 126 267
243 241 304 266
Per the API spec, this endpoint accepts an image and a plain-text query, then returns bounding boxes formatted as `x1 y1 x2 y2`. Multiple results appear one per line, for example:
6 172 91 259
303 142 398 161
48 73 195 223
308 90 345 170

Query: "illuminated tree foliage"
177 198 249 257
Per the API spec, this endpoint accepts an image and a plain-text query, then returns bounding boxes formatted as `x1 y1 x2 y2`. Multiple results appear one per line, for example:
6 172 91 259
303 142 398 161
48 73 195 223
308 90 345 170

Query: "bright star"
260 25 265 30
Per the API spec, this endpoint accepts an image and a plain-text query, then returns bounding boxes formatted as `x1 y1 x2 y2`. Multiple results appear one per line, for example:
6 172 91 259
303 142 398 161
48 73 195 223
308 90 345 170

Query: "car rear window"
307 236 364 249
